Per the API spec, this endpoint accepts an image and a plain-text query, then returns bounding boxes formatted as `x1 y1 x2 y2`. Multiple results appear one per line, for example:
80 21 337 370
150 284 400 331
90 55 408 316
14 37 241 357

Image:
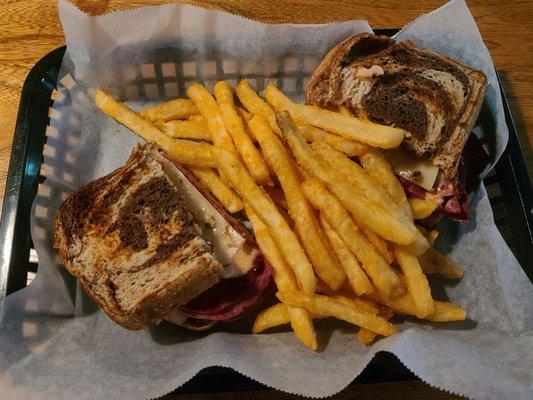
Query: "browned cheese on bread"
306 33 487 178
54 143 224 329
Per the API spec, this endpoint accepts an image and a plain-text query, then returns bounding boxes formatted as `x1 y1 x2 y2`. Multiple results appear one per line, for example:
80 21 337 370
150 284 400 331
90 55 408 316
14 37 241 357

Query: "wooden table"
0 1 531 399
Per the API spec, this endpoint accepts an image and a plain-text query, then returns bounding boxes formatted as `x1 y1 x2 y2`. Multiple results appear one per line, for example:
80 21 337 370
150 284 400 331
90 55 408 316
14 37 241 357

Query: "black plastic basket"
1 29 532 395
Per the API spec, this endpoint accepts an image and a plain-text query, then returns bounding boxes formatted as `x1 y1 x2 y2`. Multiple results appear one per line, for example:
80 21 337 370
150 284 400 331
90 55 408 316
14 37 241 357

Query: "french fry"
297 124 368 157
276 111 416 245
236 107 257 142
382 291 424 318
311 141 417 235
236 79 281 135
301 178 402 298
367 290 466 322
361 227 394 264
285 306 318 350
163 119 211 141
425 302 467 322
264 186 287 210
419 248 464 280
265 83 405 148
277 291 398 336
246 204 317 350
315 279 338 295
330 295 380 315
249 116 345 290
402 232 431 256
252 303 291 333
315 279 354 297
394 246 435 318
409 198 439 220
140 98 198 122
236 79 275 119
214 81 272 185
272 198 295 230
153 120 166 130
357 307 393 345
252 297 396 341
391 269 408 290
186 83 236 154
426 230 439 247
245 203 298 291
356 328 378 345
359 150 411 218
94 89 215 167
338 105 352 116
319 144 428 255
191 167 244 213
357 152 434 255
212 147 316 294
417 225 439 248
189 114 205 122
159 141 216 168
319 216 373 296
237 106 252 121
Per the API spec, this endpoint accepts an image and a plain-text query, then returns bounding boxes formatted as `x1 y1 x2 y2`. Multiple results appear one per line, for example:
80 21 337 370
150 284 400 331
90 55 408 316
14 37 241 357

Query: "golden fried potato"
367 288 465 322
419 248 464 280
265 83 405 148
191 167 243 213
394 246 435 318
301 178 402 298
187 82 236 154
214 81 272 185
140 98 198 122
425 302 467 322
212 147 316 294
319 216 373 296
357 150 429 255
162 119 211 141
236 79 281 135
311 141 419 240
277 291 398 336
252 303 290 333
357 307 394 345
237 106 252 121
249 116 345 290
409 198 439 220
94 89 215 167
330 295 380 315
246 205 317 349
297 124 368 157
276 112 416 246
361 227 394 264
359 150 411 217
245 203 298 292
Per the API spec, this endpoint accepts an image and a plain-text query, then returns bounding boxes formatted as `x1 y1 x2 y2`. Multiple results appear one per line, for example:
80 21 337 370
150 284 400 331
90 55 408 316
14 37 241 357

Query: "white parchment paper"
0 0 532 399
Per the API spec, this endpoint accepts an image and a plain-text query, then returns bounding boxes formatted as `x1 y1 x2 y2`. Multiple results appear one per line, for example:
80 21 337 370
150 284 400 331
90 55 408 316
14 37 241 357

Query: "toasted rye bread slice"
54 143 223 329
306 33 487 178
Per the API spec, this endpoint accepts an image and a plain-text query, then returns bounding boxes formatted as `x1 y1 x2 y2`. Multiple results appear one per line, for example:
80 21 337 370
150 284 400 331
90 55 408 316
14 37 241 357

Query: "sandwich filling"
160 153 273 323
161 157 258 278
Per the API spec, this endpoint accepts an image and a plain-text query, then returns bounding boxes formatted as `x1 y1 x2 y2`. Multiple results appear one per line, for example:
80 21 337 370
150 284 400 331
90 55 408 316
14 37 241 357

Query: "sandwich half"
55 143 271 330
307 33 489 221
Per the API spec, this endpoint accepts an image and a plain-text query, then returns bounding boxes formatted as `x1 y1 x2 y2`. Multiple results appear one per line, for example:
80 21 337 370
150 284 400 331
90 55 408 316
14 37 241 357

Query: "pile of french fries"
95 79 466 351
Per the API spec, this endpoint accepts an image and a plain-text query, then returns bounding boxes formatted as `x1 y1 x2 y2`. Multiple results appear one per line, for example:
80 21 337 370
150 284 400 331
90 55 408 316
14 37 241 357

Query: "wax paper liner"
0 1 531 399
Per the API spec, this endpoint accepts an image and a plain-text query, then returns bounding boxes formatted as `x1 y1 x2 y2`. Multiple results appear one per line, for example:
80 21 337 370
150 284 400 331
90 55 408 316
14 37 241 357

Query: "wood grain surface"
0 1 530 399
